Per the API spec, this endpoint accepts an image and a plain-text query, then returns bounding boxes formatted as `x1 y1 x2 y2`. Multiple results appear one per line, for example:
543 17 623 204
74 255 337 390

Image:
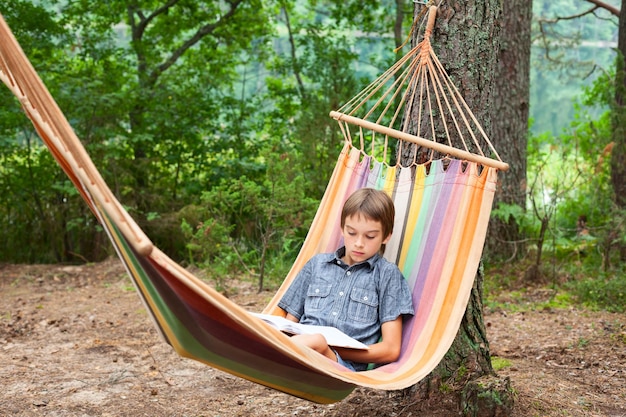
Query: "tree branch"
142 0 181 32
584 0 620 17
540 6 599 23
150 0 245 82
127 0 181 85
281 4 307 100
535 1 619 65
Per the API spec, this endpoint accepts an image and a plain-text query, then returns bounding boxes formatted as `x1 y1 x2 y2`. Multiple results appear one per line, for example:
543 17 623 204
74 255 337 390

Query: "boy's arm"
284 313 299 323
334 316 403 364
277 257 316 320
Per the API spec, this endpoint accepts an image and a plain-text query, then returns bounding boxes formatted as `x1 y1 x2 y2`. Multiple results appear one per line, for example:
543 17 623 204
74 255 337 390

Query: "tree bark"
400 2 514 415
486 0 533 260
612 0 626 210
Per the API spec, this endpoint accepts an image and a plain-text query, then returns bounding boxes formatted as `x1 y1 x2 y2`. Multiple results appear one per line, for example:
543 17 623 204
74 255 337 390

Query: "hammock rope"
0 5 504 404
331 6 509 172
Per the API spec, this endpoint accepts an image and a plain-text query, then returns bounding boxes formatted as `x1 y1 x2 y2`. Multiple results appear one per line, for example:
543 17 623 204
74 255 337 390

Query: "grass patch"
485 260 626 314
491 356 512 372
485 288 576 313
121 284 136 292
538 291 575 310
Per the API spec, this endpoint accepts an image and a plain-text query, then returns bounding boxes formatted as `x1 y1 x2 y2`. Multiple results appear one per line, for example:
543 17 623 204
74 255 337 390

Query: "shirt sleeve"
277 257 314 320
378 262 415 324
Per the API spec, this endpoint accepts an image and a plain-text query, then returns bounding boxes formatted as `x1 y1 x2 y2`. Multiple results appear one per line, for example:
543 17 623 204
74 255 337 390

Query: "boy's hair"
341 188 395 238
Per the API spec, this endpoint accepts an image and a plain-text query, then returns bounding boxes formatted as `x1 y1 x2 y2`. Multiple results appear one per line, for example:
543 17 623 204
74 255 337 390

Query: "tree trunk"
612 0 626 208
400 2 514 415
486 0 533 260
611 0 626 263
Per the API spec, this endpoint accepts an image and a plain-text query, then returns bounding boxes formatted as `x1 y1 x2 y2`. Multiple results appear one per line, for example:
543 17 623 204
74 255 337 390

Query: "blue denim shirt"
278 247 414 371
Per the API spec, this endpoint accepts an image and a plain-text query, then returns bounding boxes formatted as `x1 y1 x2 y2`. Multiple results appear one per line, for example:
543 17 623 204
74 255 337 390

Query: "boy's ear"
382 233 392 244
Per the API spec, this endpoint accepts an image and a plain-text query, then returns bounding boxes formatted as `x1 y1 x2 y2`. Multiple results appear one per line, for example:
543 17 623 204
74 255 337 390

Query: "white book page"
251 313 369 350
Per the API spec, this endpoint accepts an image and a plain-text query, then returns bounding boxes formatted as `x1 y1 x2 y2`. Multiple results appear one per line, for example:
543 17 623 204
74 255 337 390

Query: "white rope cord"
430 51 483 155
431 51 504 162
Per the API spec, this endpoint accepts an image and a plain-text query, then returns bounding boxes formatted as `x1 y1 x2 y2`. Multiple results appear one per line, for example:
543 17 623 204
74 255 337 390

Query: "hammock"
0 6 507 404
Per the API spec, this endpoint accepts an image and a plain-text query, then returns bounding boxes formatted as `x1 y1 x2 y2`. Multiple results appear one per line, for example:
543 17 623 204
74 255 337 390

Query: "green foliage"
487 57 623 308
0 1 110 263
491 203 525 226
52 0 280 214
182 140 317 291
181 214 235 292
566 270 626 313
0 0 621 324
0 140 107 263
0 0 418 267
0 1 68 55
499 57 622 284
0 2 121 262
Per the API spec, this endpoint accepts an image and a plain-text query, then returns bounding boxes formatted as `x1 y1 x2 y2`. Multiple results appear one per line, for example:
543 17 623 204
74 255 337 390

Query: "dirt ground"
0 259 624 417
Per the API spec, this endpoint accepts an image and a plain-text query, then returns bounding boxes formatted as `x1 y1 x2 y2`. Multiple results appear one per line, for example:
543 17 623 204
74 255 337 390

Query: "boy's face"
341 214 391 266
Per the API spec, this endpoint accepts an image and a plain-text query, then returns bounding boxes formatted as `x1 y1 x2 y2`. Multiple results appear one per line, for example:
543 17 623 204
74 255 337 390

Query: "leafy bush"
181 142 317 292
567 271 626 313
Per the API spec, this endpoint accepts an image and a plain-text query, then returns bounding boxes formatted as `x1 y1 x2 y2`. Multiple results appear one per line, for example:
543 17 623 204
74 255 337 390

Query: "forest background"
0 0 623 315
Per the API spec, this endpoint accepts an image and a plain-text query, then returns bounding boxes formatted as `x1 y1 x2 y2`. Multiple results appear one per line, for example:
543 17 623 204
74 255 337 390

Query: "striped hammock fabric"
0 7 498 404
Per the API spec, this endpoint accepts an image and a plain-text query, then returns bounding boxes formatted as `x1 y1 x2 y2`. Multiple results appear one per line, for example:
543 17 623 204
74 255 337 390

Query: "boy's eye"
346 231 377 239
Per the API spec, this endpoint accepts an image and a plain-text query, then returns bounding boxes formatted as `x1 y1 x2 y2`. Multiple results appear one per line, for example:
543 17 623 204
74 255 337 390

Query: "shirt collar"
331 246 380 269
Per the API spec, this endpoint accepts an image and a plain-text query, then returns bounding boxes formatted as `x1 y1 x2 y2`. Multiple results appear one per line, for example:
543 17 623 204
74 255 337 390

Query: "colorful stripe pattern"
0 15 498 404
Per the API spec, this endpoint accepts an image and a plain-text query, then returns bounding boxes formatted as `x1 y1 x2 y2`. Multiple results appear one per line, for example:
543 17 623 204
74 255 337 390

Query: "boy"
278 188 414 371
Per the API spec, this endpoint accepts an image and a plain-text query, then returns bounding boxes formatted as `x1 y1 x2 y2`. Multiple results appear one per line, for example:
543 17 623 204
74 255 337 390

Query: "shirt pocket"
305 284 332 311
348 287 379 323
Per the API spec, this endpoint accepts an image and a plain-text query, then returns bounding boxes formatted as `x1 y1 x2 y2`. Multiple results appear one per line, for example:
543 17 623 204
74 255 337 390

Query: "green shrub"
181 141 318 292
567 272 626 313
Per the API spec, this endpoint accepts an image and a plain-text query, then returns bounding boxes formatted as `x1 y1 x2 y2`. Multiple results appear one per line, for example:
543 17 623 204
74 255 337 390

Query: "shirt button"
363 296 368 301
346 271 351 276
315 288 320 293
339 291 344 296
332 312 338 316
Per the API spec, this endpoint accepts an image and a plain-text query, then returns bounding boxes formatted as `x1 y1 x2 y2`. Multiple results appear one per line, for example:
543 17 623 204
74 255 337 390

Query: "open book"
252 313 369 350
